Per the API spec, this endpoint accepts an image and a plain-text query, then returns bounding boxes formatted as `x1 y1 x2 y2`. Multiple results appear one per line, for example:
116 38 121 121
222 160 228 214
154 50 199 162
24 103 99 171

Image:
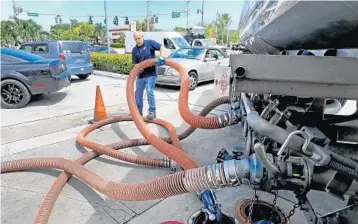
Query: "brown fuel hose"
34 96 230 224
1 156 230 200
77 116 179 168
126 59 200 170
128 59 228 130
1 56 233 223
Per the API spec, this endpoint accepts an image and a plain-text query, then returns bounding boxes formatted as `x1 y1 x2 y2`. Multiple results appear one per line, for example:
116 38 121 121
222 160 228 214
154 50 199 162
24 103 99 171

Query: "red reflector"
35 84 45 87
59 53 65 60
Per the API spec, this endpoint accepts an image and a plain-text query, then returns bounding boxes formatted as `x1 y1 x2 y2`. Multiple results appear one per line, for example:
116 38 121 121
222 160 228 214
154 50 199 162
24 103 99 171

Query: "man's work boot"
146 111 156 120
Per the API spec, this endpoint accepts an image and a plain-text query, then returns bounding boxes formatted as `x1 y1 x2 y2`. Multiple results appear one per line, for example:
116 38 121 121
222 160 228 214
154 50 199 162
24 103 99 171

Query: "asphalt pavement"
1 74 351 224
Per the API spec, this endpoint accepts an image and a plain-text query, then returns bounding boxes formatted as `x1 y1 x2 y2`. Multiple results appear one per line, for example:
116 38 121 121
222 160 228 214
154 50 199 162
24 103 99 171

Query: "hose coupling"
218 110 241 128
169 159 177 172
216 155 263 187
183 157 264 192
162 158 172 168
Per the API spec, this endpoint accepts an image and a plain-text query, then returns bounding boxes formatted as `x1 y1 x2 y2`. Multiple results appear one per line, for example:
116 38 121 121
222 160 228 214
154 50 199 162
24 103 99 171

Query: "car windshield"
200 39 215 46
1 47 43 62
170 48 205 60
171 37 190 48
60 42 88 53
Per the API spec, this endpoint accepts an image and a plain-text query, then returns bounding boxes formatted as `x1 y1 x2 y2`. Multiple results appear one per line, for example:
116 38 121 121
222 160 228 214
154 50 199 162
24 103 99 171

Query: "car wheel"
188 71 198 90
1 79 31 109
77 74 89 80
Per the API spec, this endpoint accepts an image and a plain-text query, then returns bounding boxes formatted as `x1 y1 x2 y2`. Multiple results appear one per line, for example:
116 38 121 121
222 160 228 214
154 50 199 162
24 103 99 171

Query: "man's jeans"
135 75 157 116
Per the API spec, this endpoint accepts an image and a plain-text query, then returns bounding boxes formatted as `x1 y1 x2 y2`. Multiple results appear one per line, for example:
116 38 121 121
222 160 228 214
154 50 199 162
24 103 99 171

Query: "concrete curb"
93 70 128 79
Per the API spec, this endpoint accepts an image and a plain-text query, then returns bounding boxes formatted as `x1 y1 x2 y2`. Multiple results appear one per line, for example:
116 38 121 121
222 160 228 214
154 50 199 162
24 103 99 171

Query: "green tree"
173 26 186 33
73 22 94 42
1 18 46 47
50 22 95 42
214 13 232 44
229 30 240 45
50 24 72 40
135 19 153 31
205 23 215 38
94 23 106 44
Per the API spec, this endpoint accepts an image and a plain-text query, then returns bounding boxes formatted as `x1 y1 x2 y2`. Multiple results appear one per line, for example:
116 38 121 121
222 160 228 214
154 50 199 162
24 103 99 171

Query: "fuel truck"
213 0 358 223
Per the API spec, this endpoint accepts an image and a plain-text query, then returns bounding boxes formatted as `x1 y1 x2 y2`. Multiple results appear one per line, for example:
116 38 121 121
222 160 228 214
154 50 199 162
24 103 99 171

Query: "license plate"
76 58 82 62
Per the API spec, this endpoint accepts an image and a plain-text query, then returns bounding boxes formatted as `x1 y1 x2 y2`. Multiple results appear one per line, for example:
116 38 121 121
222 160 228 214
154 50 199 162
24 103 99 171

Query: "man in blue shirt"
132 31 165 119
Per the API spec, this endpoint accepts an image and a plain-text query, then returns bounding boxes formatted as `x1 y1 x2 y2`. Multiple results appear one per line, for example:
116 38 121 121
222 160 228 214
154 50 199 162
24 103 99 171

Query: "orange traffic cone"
89 85 107 124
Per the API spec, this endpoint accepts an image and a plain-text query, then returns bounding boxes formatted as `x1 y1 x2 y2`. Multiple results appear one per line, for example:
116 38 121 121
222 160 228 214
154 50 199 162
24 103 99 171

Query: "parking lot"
1 74 353 224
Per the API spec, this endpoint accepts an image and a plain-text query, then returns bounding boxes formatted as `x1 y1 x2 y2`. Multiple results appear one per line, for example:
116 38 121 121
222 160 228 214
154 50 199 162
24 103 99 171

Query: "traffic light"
113 16 118 25
89 16 93 24
125 16 129 25
55 15 62 24
155 16 158 23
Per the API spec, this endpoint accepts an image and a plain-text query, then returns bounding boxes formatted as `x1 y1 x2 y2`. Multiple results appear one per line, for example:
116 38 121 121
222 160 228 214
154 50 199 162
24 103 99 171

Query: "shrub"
90 52 133 74
110 43 125 48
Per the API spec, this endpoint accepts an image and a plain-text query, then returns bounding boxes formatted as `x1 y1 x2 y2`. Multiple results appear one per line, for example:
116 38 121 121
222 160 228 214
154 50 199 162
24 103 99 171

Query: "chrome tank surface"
238 0 358 54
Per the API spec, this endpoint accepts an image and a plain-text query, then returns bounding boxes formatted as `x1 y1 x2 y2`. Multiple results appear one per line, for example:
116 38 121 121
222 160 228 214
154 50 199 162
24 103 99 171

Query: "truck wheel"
189 72 198 90
1 79 31 109
77 74 89 80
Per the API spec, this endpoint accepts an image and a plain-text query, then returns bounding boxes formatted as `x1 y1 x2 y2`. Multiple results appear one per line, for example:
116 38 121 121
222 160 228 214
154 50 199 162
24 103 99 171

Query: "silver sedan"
156 47 228 90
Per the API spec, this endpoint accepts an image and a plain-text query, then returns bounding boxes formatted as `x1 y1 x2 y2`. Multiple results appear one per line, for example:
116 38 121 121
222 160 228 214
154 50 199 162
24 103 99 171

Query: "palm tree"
94 23 106 44
214 13 232 44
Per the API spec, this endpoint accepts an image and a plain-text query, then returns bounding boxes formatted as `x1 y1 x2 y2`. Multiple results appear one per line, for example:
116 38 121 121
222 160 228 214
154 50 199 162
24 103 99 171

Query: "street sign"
27 12 39 17
172 12 181 18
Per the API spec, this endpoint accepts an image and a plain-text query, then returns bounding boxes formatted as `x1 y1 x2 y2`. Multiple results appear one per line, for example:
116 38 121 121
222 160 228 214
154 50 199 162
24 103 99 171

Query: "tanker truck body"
213 1 358 223
238 0 358 54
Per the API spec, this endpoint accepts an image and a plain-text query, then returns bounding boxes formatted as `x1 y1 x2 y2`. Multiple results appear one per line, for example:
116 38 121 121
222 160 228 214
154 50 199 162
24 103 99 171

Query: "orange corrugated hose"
1 57 232 224
126 59 199 170
35 96 230 224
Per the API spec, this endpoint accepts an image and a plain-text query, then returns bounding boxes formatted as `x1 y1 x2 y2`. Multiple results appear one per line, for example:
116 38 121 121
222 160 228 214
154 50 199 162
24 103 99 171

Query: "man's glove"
156 56 165 66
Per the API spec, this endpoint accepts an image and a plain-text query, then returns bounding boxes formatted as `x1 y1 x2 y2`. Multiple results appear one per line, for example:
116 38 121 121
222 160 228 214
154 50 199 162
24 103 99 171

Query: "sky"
1 0 244 31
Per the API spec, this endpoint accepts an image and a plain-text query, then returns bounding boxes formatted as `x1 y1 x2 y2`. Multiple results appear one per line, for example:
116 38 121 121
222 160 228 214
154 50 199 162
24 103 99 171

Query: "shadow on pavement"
27 92 68 107
70 77 92 84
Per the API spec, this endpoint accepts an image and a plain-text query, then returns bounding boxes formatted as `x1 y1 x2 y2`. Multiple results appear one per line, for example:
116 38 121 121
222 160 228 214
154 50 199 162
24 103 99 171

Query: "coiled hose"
34 96 230 224
1 58 233 223
128 59 230 130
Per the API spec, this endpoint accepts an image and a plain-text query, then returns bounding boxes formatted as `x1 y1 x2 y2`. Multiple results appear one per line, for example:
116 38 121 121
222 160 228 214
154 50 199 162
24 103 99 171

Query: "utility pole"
12 0 22 17
147 0 150 31
186 0 190 29
201 0 204 27
104 0 111 53
12 0 16 17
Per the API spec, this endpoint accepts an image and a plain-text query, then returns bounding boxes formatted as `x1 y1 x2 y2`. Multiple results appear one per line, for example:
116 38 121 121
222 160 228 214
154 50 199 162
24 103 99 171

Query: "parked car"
1 47 70 109
156 47 228 90
19 40 93 80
